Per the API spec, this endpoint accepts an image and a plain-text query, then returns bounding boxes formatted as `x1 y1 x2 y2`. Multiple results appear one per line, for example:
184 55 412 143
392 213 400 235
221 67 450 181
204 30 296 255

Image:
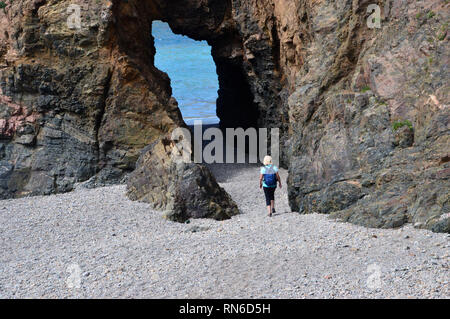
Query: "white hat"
263 155 272 166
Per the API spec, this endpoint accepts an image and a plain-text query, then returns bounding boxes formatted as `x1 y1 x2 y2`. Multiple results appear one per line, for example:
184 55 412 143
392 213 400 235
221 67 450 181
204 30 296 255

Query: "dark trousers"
263 187 276 206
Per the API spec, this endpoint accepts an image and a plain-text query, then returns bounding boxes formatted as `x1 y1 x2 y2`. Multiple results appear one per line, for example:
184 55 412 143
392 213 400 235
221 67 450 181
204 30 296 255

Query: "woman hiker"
260 155 282 217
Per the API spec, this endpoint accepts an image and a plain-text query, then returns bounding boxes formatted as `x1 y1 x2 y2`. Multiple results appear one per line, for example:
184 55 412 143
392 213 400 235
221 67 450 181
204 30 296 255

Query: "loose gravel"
0 163 448 298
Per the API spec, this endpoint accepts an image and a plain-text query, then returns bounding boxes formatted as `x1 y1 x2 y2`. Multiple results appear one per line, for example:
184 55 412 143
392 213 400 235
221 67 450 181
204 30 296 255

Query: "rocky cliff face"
282 0 449 233
0 0 184 198
0 1 448 232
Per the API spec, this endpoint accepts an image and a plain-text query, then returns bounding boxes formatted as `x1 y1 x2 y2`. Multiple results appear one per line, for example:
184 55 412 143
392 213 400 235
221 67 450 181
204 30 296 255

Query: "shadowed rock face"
0 0 448 231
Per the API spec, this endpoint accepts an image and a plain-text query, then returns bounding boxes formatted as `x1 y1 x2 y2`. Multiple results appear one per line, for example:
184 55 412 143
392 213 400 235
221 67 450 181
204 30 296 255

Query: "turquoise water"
152 21 219 125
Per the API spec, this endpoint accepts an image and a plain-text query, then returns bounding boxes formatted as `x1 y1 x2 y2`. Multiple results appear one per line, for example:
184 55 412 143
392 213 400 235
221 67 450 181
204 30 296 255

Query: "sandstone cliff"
0 0 448 231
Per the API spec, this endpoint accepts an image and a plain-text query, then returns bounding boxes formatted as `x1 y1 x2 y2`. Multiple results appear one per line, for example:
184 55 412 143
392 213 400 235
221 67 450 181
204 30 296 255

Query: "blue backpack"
263 166 277 187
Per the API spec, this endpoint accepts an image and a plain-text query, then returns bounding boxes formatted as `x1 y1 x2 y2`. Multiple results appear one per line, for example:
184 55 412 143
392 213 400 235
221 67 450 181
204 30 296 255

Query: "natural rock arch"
0 0 448 232
114 0 282 130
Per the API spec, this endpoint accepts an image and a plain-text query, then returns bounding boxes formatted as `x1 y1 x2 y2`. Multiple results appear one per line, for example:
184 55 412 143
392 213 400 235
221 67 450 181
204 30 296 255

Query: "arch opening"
152 21 220 126
150 19 259 131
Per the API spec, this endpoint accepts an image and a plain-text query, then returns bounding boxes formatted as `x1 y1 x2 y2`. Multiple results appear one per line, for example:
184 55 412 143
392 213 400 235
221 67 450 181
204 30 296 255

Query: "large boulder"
126 137 240 222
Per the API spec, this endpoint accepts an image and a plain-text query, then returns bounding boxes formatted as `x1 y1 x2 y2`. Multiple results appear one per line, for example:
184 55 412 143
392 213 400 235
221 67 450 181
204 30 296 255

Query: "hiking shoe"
272 208 276 214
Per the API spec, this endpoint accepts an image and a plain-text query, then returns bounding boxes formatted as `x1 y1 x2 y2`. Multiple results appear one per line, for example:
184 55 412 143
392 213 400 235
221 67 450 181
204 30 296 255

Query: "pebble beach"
0 163 448 298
